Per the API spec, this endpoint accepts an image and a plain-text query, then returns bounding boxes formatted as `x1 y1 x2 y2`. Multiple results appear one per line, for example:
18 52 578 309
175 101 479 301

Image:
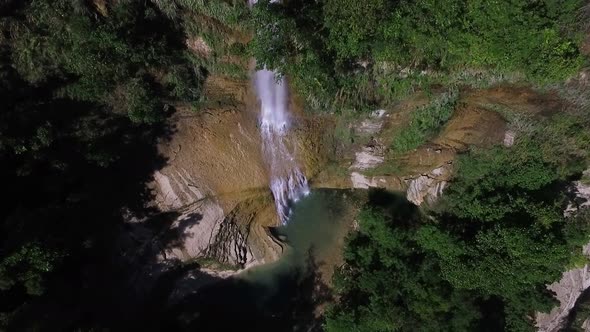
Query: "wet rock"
206 193 282 267
293 116 335 179
434 106 507 151
356 110 387 136
153 191 282 268
159 199 226 263
348 172 405 192
169 267 238 303
145 75 285 270
350 172 380 189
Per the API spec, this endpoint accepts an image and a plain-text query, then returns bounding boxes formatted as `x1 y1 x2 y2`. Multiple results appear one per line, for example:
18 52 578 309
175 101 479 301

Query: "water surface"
173 190 355 331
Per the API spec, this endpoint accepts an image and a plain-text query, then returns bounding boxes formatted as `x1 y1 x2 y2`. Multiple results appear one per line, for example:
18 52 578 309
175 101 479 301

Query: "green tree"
0 0 222 329
416 114 590 330
323 0 388 61
330 111 590 331
9 0 204 123
0 243 61 296
326 196 481 332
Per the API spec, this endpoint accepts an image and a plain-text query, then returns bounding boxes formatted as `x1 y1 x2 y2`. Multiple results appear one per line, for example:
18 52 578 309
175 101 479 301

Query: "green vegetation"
10 0 206 123
327 109 590 331
0 0 250 330
251 0 588 111
1 0 589 330
152 0 250 78
326 201 482 332
391 90 458 153
0 243 61 296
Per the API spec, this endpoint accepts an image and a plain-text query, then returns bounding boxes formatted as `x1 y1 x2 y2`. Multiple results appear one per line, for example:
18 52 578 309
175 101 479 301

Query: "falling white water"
254 69 310 224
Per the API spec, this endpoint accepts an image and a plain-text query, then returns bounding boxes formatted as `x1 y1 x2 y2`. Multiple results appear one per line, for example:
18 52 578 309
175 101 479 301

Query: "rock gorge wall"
536 244 590 332
135 1 338 273
146 74 334 269
303 85 590 332
537 173 590 332
141 71 590 330
312 88 515 205
148 75 282 268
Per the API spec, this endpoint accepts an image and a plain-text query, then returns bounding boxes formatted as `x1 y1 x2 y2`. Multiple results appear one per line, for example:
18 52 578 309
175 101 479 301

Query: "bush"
391 89 458 153
8 0 207 123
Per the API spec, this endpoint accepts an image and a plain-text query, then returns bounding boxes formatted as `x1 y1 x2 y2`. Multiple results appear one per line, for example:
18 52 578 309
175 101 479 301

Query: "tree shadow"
0 1 223 330
0 60 197 332
0 103 182 330
164 249 332 332
367 188 422 226
563 286 590 331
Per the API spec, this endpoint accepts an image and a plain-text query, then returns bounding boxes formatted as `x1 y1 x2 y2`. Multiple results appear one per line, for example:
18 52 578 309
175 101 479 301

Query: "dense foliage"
8 0 205 123
327 112 590 331
1 0 589 330
251 0 588 111
326 199 483 332
565 285 590 331
0 0 249 329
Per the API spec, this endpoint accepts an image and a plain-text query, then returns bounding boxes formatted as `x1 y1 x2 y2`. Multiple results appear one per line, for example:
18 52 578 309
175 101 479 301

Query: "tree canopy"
0 0 231 329
327 112 590 331
251 0 588 111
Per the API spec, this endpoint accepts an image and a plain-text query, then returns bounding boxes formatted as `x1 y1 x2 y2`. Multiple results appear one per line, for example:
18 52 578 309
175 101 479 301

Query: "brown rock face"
147 81 570 269
434 106 506 151
146 74 337 268
155 107 268 211
313 85 568 206
147 73 283 267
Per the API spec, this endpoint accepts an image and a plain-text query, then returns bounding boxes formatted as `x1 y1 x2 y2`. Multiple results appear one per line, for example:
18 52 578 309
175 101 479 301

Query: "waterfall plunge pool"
170 189 363 331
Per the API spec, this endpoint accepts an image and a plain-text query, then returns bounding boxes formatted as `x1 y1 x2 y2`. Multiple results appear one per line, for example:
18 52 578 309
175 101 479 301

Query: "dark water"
169 190 354 332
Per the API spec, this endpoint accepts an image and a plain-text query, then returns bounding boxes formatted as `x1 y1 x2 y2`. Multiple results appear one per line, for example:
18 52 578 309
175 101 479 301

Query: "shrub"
391 89 458 153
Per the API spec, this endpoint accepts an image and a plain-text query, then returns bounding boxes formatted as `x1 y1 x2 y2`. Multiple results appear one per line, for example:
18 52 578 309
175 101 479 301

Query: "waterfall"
254 69 310 224
249 0 309 223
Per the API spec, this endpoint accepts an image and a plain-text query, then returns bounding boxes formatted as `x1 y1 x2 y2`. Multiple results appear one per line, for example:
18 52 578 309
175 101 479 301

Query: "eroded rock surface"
160 198 226 263
153 105 268 212
315 89 508 206
536 245 590 332
537 170 590 331
145 75 284 269
145 74 334 270
405 165 452 206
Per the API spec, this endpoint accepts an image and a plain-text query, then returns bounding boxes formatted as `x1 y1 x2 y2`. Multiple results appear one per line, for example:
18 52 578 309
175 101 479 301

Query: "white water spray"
254 69 310 224
249 0 309 223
